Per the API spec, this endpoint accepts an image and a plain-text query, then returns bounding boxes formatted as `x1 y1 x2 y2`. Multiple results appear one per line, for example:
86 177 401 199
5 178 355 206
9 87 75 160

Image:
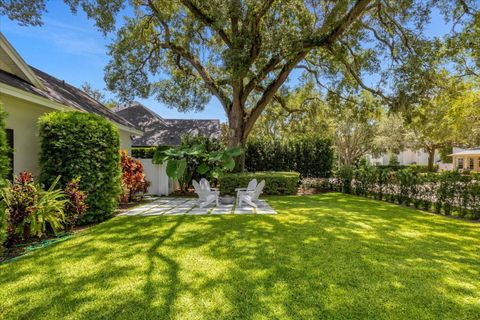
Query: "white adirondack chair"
192 179 219 208
235 179 258 205
238 180 265 208
200 178 219 193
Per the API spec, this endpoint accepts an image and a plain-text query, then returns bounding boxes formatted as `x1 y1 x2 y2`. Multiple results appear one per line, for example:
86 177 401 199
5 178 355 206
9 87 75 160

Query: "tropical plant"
63 178 88 230
153 144 243 191
119 150 150 203
1 172 66 245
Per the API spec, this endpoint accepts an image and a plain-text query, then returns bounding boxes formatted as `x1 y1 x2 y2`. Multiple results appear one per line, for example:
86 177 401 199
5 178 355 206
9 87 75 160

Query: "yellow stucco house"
0 32 142 177
450 148 480 172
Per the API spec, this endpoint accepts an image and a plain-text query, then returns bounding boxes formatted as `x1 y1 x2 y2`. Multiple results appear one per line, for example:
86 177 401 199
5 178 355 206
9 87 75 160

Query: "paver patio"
119 197 277 216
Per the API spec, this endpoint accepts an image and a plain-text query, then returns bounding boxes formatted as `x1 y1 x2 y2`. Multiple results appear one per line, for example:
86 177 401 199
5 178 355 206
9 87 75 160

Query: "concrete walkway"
119 197 277 216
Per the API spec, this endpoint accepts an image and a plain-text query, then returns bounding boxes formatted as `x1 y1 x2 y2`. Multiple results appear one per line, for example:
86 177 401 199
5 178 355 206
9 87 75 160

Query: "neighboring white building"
367 149 441 166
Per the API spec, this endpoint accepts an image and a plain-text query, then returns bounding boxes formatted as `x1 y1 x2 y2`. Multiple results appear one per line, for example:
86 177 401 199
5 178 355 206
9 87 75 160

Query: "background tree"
81 82 118 109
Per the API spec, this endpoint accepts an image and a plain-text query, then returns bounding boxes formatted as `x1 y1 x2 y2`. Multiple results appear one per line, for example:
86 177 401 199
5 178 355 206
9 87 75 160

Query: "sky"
0 2 227 121
0 3 449 123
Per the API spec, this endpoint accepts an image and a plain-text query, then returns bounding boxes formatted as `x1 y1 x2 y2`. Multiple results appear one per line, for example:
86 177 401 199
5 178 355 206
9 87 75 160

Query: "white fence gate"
138 159 175 196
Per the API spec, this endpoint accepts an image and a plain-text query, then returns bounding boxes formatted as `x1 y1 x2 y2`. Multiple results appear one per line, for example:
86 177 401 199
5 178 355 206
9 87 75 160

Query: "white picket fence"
138 159 175 196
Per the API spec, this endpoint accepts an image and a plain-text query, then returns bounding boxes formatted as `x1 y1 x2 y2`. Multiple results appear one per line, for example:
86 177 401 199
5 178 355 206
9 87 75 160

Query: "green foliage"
245 138 333 178
153 139 243 191
132 147 158 159
388 154 400 167
334 165 355 194
219 172 300 196
332 166 480 220
0 105 10 185
63 178 88 230
38 112 121 223
1 172 66 246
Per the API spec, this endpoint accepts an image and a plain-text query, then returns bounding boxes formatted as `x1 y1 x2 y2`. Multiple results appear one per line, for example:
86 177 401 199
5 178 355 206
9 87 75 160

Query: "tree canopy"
3 0 480 169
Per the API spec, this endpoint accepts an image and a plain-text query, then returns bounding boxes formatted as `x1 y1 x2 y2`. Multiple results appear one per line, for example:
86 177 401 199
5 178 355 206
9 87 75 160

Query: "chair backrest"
192 179 207 201
200 178 211 191
247 179 258 191
251 180 265 201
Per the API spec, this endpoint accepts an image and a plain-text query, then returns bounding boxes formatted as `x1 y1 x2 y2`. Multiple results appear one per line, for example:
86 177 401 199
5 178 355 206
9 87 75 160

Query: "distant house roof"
449 148 480 157
0 32 141 134
114 102 221 146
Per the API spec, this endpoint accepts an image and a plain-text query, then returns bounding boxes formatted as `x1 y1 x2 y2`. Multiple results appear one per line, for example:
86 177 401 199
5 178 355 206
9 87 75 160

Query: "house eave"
0 82 143 136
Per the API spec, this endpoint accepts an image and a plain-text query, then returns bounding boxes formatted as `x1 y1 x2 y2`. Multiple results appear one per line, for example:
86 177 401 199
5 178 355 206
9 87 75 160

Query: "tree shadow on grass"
0 193 479 319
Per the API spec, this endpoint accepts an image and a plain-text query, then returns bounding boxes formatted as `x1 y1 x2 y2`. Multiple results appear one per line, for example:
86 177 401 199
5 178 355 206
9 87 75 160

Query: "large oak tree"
3 0 479 169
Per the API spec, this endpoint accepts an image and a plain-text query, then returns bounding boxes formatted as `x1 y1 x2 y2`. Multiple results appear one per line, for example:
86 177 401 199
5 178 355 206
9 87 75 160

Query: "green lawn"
1 193 479 319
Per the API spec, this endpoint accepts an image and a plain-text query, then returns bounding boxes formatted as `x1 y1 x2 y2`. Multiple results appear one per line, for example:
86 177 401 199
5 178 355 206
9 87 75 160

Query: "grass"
0 193 479 319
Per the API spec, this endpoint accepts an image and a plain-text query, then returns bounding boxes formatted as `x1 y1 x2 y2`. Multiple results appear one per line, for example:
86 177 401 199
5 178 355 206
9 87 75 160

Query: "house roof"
0 32 141 135
114 102 221 146
449 148 480 157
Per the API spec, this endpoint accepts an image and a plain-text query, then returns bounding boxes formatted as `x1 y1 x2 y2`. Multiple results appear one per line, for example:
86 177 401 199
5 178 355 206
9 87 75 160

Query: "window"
469 158 474 170
457 158 464 170
6 129 13 180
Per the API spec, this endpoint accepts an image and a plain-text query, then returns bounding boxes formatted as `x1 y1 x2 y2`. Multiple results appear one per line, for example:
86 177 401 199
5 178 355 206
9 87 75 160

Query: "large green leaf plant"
153 144 243 191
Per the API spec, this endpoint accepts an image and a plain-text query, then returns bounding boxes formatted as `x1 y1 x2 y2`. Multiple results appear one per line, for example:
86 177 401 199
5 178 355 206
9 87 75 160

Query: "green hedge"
38 112 121 224
375 164 438 173
245 138 333 178
132 147 156 159
332 167 480 220
0 105 9 251
219 171 300 195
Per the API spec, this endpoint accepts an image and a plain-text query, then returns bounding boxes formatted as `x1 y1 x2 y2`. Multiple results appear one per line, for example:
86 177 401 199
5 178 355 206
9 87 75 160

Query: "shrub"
1 172 66 246
219 172 300 195
301 178 330 192
332 165 480 220
336 165 354 194
245 138 333 178
63 178 88 230
38 112 121 223
120 150 150 203
132 147 157 159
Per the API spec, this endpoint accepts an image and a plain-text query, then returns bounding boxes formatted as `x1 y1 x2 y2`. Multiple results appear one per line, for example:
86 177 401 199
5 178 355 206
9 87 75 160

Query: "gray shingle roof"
114 102 221 146
0 67 139 132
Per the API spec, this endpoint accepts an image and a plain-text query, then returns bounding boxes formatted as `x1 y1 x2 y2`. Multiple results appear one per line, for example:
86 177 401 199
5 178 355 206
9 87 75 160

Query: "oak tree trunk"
227 99 247 172
427 148 435 172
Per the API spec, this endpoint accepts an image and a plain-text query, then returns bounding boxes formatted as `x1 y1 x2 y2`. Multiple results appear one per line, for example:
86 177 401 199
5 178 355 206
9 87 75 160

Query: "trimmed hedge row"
132 147 156 159
38 112 122 224
375 164 439 173
219 171 300 195
332 166 480 220
245 138 333 178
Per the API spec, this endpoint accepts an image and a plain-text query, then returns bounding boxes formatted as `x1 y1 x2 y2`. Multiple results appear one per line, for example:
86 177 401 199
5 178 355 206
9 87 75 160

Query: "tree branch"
303 0 373 48
244 51 308 138
159 41 231 110
180 0 232 47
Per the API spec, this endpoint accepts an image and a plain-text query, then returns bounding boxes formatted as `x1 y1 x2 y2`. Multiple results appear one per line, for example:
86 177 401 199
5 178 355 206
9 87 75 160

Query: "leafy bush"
63 178 88 230
301 178 331 192
335 165 355 194
332 166 480 220
132 147 157 159
0 106 10 183
1 172 66 246
120 150 150 203
219 171 300 195
375 164 438 173
245 138 333 178
153 142 242 192
38 112 121 223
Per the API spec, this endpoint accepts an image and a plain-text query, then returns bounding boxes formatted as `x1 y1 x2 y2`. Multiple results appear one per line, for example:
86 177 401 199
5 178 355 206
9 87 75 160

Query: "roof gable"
0 32 44 89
